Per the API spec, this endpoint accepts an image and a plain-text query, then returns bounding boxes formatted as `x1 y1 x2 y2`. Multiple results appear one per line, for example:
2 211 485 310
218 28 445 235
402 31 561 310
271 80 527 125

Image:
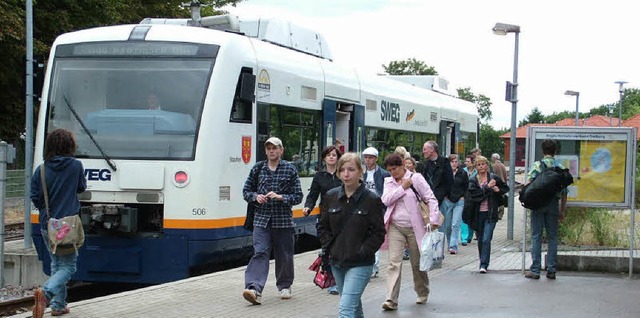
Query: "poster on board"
526 127 636 209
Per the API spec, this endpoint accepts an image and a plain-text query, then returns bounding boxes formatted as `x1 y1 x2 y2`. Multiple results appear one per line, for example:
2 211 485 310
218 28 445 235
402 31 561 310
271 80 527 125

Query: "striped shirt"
243 160 303 228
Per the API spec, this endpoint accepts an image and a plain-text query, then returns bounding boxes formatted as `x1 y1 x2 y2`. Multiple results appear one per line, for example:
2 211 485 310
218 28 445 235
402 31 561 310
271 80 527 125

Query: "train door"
322 100 364 154
439 121 456 156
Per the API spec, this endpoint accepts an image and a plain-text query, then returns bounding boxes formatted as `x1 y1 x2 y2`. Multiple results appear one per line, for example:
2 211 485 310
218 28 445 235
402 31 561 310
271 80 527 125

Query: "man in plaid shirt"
242 137 303 305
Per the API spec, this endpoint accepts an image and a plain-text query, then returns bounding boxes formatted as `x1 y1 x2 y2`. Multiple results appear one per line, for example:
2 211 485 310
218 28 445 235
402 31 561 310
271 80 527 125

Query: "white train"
32 12 477 283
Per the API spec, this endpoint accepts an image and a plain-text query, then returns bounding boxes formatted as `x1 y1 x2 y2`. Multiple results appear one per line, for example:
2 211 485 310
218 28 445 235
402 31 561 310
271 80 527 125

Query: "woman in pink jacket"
380 153 441 311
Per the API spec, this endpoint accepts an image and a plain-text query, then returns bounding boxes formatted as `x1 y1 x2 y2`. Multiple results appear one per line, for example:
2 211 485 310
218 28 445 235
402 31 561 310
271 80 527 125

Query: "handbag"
243 161 265 231
40 165 85 255
309 205 357 289
410 181 444 226
309 256 335 289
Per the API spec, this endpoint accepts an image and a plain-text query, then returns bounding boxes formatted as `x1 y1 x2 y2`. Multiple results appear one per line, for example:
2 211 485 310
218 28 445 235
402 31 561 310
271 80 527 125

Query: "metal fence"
3 169 25 217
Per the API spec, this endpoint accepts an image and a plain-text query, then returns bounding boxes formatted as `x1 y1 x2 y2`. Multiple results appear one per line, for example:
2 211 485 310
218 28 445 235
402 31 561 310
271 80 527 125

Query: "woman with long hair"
440 154 469 254
303 145 343 294
318 152 386 317
380 153 441 310
466 155 508 273
30 129 87 318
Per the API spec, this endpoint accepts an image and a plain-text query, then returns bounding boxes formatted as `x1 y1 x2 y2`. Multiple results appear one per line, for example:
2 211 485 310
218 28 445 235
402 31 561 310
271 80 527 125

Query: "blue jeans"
530 200 559 274
244 226 295 293
440 198 464 250
475 212 496 269
461 222 473 243
41 230 78 311
331 264 373 318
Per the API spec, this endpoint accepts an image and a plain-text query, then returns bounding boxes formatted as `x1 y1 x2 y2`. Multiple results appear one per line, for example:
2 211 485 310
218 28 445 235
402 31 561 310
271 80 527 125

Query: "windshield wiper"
63 96 118 171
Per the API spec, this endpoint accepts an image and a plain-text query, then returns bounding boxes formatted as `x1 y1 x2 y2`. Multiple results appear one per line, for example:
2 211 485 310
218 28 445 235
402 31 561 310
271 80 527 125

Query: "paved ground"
12 195 640 318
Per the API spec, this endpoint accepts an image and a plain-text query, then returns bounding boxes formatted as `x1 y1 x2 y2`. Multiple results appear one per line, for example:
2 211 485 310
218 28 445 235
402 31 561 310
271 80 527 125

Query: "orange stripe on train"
31 208 319 229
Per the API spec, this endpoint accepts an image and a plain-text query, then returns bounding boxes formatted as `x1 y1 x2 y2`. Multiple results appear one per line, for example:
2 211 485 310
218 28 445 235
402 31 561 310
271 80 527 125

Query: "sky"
224 0 640 129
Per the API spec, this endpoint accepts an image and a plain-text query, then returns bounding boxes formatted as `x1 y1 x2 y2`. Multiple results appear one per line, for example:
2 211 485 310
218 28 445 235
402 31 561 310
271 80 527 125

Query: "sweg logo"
84 169 111 181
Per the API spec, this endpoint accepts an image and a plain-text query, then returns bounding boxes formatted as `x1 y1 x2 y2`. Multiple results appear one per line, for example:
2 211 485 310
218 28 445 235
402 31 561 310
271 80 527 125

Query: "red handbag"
309 256 335 289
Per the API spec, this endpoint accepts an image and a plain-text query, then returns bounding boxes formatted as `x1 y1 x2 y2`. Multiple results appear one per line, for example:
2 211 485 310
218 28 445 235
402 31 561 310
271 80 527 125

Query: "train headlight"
173 170 190 188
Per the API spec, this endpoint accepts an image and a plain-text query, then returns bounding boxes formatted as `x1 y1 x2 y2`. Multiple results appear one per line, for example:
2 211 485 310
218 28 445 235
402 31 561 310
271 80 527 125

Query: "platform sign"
525 126 637 209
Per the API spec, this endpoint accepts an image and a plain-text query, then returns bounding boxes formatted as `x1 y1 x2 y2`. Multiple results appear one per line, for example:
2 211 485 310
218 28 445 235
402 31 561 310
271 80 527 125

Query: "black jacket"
463 173 509 230
449 169 469 203
422 155 454 204
318 183 386 268
304 170 343 211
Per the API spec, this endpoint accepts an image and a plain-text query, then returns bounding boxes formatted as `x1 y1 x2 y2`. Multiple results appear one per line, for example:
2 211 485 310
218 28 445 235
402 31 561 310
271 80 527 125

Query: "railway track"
3 223 24 242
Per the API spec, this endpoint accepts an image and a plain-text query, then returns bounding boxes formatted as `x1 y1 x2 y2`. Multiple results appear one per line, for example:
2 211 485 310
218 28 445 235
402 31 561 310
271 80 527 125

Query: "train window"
259 104 321 177
365 128 437 165
229 67 255 123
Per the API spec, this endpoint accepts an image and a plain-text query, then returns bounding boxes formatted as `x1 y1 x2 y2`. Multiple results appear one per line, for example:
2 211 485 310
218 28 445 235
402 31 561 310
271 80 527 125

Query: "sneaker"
382 300 398 311
416 296 428 304
279 288 292 299
479 268 487 274
328 285 339 295
461 242 467 246
242 288 262 305
546 272 557 280
449 248 457 255
33 288 47 318
525 271 540 279
51 308 70 316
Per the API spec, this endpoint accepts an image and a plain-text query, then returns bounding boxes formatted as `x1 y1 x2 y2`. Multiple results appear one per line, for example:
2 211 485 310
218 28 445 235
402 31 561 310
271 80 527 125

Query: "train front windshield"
46 42 218 160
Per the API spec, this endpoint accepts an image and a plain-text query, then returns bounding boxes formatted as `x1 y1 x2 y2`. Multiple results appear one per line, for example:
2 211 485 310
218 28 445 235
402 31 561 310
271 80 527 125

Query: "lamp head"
493 22 520 35
615 81 628 93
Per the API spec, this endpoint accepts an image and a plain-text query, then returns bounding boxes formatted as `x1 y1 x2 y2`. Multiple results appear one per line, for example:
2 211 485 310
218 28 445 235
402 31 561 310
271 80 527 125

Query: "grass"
558 207 639 248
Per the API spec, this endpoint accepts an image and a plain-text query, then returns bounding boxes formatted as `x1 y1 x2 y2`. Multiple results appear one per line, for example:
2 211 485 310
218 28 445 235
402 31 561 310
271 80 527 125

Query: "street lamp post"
615 81 627 127
493 22 520 240
564 90 580 126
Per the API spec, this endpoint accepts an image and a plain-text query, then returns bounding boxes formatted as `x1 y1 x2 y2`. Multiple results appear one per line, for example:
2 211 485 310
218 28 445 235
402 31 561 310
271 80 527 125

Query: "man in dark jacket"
421 141 453 206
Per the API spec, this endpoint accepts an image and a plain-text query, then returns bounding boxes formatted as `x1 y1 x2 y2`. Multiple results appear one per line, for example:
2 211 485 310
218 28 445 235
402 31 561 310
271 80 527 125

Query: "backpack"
519 161 573 210
40 165 85 255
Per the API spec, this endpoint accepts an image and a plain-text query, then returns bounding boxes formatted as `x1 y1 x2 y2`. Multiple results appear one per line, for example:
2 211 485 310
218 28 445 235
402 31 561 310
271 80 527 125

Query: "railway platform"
9 198 640 318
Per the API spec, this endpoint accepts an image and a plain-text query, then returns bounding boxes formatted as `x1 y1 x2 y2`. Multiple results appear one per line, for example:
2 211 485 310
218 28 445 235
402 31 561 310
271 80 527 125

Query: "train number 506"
192 208 207 215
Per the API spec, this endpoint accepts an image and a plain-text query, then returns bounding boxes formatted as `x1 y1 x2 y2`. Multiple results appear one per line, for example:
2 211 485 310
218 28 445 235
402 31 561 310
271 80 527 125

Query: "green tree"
478 123 507 158
519 107 545 126
457 87 493 123
0 0 243 144
382 58 438 75
545 110 577 124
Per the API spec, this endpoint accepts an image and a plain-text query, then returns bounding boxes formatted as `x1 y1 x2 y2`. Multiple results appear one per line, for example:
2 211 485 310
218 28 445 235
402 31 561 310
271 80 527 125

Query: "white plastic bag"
420 226 445 271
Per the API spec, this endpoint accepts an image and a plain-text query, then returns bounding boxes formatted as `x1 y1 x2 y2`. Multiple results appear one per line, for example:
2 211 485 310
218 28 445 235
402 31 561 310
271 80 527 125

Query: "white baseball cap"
265 137 283 147
362 147 379 157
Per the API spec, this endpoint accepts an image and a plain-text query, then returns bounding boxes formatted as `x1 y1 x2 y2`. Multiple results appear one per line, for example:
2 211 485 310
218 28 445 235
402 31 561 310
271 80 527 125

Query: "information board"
525 126 637 209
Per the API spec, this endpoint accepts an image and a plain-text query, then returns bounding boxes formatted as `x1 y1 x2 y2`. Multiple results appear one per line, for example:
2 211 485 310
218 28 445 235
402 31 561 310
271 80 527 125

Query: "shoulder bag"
409 175 445 226
40 164 85 255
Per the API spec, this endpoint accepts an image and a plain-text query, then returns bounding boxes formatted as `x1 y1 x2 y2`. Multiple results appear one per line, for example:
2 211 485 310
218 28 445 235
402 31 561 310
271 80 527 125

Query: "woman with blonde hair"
318 152 386 317
464 155 508 273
